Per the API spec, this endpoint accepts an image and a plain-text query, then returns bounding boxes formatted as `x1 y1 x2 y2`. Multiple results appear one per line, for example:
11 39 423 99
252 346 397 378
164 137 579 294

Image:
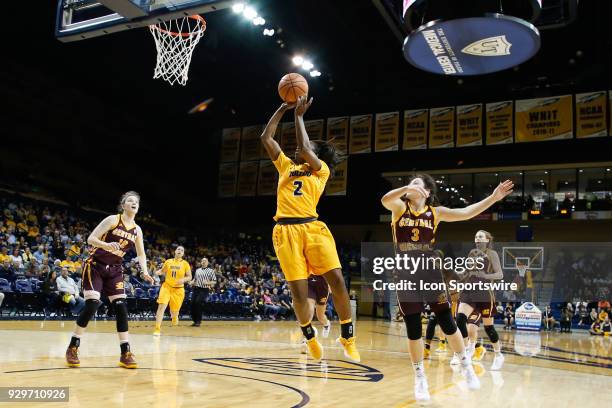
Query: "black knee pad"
484 325 499 343
403 313 423 340
438 309 459 336
455 312 468 338
76 299 100 328
112 298 129 333
425 316 437 341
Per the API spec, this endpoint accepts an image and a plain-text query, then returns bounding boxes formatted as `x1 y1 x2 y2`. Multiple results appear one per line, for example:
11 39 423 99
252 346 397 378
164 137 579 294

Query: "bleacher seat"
0 278 12 292
15 280 33 293
134 287 147 299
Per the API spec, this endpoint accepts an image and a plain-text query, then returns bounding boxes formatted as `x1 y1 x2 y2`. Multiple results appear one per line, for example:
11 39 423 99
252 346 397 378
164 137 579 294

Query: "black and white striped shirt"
193 267 216 288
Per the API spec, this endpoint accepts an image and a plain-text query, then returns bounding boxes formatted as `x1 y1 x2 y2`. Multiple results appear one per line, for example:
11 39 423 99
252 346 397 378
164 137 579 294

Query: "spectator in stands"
0 246 9 263
263 289 280 320
56 267 85 314
560 307 572 333
10 248 23 269
33 246 45 264
123 275 135 297
279 289 293 319
22 247 35 265
0 259 16 283
271 287 288 319
542 306 556 331
504 303 514 330
42 269 60 315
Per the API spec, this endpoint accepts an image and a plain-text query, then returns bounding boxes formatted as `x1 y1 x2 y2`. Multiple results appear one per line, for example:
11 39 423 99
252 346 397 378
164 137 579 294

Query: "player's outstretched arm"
135 226 154 284
87 215 120 252
436 180 513 222
261 102 295 161
294 95 322 171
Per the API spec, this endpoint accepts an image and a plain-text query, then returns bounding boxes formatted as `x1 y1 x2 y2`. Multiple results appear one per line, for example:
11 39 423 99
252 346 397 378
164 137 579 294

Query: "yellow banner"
456 104 482 147
241 125 262 161
485 101 514 145
403 109 428 150
349 114 372 154
220 128 241 162
325 158 348 196
280 122 297 155
375 112 399 152
257 160 278 196
237 161 259 197
218 162 237 198
515 95 573 142
305 119 325 141
576 91 608 138
326 117 349 155
429 107 455 148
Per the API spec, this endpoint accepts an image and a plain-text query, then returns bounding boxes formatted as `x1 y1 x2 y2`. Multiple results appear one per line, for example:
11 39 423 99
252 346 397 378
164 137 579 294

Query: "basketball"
278 73 308 103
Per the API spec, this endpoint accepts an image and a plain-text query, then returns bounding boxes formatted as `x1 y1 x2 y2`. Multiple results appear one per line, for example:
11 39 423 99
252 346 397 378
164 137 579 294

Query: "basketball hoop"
149 15 206 86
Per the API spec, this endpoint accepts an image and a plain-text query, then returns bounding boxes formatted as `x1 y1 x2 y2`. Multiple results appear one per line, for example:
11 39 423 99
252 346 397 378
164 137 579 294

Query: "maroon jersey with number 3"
90 214 138 265
392 203 438 251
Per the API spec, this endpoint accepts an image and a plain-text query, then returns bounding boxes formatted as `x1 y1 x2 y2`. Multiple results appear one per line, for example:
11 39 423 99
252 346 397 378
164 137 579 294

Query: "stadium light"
253 17 265 26
232 3 245 13
302 60 314 71
292 56 304 66
309 70 321 77
263 28 275 36
243 6 257 19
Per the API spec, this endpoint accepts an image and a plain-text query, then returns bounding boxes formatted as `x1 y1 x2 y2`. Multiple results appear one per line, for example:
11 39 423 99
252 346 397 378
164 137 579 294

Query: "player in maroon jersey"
381 174 513 402
65 191 154 369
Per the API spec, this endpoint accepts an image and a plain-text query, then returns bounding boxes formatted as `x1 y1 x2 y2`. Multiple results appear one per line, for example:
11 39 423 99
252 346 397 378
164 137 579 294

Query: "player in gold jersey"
153 246 192 336
261 96 359 362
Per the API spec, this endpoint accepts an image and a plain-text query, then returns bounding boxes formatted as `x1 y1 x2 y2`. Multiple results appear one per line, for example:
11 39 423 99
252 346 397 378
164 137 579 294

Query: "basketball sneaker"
119 352 138 369
65 346 80 368
436 341 447 353
306 329 324 361
171 317 179 326
473 345 487 361
153 328 161 336
424 347 431 359
414 375 430 402
337 336 360 362
491 353 505 371
322 324 331 338
461 361 481 390
450 353 460 365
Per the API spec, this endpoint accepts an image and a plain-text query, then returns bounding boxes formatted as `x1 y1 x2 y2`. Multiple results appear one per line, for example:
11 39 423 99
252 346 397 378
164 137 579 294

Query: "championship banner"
374 112 399 152
515 302 542 331
349 114 372 154
237 161 259 197
429 107 455 148
325 157 348 196
257 160 278 196
218 162 238 198
402 109 428 150
305 119 325 141
260 125 281 159
220 128 241 163
326 117 349 154
280 122 297 155
456 104 483 147
240 125 262 161
575 91 608 138
486 101 514 145
515 95 573 142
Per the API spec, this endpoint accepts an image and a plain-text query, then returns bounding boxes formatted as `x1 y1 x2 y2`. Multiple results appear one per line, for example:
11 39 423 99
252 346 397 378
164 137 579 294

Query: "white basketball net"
149 16 206 86
517 263 528 278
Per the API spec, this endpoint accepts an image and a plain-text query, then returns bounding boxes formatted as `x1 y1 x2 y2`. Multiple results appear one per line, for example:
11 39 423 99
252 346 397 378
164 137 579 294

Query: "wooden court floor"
0 318 610 407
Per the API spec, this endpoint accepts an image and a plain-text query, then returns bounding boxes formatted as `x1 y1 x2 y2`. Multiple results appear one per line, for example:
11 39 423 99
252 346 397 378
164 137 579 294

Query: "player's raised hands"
295 95 313 117
406 185 430 200
278 101 296 112
492 180 514 201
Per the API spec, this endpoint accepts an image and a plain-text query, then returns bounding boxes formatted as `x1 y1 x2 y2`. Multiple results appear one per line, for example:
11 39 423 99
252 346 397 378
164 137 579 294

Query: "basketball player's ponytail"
313 141 342 178
409 173 439 206
118 191 140 213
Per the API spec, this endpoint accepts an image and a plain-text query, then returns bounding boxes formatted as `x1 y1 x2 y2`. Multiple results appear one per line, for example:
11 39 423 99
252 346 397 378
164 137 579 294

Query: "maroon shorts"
82 258 125 297
307 275 330 305
459 290 495 319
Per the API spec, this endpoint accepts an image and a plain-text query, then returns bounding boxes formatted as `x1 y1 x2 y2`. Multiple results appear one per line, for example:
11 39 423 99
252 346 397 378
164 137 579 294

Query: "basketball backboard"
502 246 544 271
56 0 231 42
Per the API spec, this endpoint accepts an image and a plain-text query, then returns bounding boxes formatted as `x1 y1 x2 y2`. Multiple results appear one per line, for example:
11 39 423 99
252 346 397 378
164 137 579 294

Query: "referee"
189 257 216 327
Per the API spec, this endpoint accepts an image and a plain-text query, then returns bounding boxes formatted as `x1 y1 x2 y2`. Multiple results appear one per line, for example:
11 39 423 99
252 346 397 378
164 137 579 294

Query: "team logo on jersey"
461 35 512 56
425 211 431 217
116 281 124 290
194 357 383 382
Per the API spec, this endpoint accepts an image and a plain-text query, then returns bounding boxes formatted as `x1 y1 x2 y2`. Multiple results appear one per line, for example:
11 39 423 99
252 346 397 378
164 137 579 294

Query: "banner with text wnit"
325 157 348 196
241 125 262 161
575 91 608 138
326 117 349 155
486 101 514 145
237 161 259 197
280 122 297 155
220 128 241 163
305 119 325 141
403 109 428 150
429 107 455 148
218 162 238 198
516 95 573 142
375 112 399 152
456 104 483 147
349 114 372 154
257 160 278 196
